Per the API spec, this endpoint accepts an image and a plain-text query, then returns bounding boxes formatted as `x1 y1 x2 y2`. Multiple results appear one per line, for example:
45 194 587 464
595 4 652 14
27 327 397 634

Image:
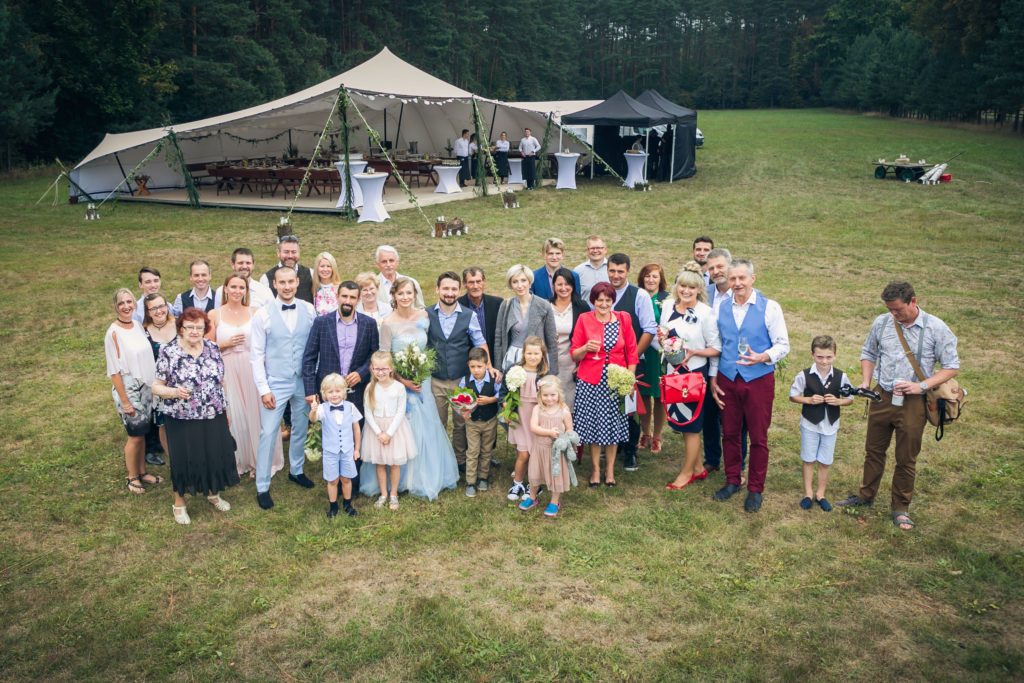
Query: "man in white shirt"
374 245 424 309
454 129 471 187
215 247 273 309
250 268 318 510
133 266 163 324
518 127 540 190
573 234 609 299
705 247 733 314
709 259 789 513
171 260 214 316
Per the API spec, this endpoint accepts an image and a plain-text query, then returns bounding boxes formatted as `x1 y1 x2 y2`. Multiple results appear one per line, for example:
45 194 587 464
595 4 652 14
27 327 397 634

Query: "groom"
303 281 379 491
251 267 317 510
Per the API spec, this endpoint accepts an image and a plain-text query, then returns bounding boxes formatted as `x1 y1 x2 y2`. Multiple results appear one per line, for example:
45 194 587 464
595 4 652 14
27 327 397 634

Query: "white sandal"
389 496 399 511
374 495 387 508
207 495 231 512
172 505 191 525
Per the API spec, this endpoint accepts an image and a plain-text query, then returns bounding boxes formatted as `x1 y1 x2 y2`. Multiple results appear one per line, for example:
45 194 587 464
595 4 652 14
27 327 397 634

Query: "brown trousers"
464 417 497 484
431 377 467 464
859 387 927 512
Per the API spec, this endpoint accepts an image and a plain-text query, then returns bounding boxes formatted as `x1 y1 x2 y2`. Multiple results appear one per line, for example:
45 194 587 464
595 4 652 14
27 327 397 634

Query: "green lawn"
1 109 1022 681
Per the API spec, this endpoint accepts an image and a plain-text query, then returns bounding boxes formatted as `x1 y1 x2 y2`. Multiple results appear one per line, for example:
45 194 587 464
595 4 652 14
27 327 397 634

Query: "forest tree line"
2 0 1022 170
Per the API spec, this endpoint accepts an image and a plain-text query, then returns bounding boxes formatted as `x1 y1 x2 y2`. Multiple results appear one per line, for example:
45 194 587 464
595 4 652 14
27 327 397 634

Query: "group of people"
104 234 959 531
454 127 541 190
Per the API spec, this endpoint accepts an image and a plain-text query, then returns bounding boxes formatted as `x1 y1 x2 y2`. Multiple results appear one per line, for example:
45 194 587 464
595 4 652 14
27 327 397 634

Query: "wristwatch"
919 381 929 392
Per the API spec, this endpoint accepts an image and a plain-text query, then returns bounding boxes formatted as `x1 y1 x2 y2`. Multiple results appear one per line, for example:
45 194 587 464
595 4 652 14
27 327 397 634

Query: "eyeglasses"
371 367 392 374
182 324 205 332
147 304 168 313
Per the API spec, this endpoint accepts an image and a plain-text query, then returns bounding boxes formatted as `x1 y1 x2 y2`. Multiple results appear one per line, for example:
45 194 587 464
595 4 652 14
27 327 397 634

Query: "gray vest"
428 308 473 381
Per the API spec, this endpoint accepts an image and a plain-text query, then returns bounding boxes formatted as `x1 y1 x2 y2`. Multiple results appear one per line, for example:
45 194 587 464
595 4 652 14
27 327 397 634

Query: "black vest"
464 373 499 421
428 307 474 380
801 369 842 425
613 284 643 343
180 290 215 312
265 264 314 304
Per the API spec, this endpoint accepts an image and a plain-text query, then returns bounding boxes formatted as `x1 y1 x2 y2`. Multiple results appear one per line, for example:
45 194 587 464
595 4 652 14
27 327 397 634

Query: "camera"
840 385 881 402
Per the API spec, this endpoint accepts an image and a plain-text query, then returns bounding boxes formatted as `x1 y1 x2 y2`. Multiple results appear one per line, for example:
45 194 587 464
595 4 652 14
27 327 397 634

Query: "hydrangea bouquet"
606 364 637 414
498 365 528 425
393 343 436 384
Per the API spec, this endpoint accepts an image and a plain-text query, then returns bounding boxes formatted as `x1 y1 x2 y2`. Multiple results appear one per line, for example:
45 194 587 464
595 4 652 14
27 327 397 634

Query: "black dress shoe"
744 491 763 513
714 483 741 501
145 452 165 466
288 473 315 488
257 492 274 509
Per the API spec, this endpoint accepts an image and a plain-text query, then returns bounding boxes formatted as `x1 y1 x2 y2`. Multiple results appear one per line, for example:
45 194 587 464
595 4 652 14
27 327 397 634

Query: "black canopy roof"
635 90 697 124
562 90 673 127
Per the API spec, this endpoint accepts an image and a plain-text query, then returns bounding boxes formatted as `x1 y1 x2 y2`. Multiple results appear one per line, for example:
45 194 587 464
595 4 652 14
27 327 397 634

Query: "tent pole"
288 130 293 157
488 103 497 140
559 126 563 152
590 155 594 179
113 152 134 196
383 114 387 152
644 130 650 181
395 102 404 152
669 124 677 183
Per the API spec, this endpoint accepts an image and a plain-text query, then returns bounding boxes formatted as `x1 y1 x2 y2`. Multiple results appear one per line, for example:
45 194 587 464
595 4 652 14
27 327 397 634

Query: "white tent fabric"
71 48 587 198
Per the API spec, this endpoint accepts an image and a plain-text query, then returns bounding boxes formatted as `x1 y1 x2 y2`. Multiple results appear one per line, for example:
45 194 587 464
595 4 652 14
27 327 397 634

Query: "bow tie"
329 404 345 411
281 303 296 310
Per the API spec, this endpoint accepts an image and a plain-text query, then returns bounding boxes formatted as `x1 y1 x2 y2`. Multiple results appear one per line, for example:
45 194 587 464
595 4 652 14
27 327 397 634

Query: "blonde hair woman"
494 264 558 374
312 252 342 315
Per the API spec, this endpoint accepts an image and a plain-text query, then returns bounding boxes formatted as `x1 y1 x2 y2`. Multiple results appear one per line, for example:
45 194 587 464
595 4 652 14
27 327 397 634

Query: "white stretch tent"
71 48 589 199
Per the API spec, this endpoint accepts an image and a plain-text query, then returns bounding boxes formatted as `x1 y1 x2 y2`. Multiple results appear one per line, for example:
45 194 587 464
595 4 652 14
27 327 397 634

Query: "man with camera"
835 282 959 530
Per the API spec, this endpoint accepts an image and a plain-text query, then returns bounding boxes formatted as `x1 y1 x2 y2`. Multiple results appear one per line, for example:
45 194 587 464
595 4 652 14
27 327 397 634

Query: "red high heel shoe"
639 434 651 450
666 474 696 490
694 470 708 480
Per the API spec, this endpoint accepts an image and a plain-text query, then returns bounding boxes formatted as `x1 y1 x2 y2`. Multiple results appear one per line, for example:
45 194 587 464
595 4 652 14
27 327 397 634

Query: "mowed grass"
1 109 1022 681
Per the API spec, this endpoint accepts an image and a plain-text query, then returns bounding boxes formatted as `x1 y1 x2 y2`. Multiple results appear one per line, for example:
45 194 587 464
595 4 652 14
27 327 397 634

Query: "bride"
360 277 458 500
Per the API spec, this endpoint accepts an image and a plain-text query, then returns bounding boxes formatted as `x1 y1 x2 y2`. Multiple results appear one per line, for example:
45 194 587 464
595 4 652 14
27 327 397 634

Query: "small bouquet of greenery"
447 386 477 420
498 365 528 425
393 343 436 384
606 365 637 414
304 418 323 462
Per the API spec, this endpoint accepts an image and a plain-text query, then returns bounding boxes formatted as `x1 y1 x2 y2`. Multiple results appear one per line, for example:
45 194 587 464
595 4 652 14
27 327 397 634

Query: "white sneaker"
507 482 525 500
172 505 191 525
207 495 230 512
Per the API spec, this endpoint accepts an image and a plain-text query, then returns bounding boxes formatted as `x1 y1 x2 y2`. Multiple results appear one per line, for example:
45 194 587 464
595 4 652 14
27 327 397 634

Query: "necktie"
281 303 296 311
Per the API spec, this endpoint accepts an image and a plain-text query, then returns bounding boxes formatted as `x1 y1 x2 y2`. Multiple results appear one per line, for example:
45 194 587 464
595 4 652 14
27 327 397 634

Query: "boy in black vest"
458 348 502 497
788 335 853 512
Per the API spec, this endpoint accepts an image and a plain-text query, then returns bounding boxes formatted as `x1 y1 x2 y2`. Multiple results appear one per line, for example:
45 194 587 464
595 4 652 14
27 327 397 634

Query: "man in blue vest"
428 271 494 474
608 253 657 472
250 268 318 509
710 258 789 512
171 259 214 316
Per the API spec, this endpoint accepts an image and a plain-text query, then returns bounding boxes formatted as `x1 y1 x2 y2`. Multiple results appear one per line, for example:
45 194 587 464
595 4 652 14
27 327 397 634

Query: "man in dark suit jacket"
302 281 379 493
458 267 503 353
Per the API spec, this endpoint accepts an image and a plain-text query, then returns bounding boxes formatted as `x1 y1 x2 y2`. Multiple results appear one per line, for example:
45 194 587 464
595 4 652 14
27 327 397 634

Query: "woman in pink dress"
206 274 284 478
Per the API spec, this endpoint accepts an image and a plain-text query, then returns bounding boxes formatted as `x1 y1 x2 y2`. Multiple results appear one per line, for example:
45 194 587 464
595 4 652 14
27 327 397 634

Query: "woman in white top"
354 271 391 329
312 252 341 315
494 131 510 184
105 288 162 494
658 262 722 490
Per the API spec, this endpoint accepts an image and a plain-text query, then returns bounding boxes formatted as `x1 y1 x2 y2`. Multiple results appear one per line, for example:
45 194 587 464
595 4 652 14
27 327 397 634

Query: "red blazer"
571 311 639 385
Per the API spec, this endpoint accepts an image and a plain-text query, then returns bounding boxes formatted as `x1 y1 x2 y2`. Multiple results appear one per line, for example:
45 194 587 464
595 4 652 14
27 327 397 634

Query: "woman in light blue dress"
359 277 458 500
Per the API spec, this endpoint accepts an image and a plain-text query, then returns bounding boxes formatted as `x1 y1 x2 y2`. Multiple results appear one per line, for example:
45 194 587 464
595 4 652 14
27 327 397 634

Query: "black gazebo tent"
636 89 698 181
562 90 673 179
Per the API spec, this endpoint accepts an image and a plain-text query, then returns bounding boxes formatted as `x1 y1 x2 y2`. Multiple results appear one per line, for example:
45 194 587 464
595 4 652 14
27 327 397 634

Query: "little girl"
506 335 548 502
521 375 575 517
309 373 362 518
360 350 417 511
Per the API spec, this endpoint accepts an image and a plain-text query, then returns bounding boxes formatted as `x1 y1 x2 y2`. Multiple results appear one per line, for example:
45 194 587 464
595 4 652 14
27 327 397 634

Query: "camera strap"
894 314 928 384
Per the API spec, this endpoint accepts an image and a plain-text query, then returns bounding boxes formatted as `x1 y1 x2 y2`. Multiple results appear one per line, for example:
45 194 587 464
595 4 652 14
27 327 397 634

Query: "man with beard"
260 236 314 305
427 271 494 475
302 281 380 494
692 236 714 285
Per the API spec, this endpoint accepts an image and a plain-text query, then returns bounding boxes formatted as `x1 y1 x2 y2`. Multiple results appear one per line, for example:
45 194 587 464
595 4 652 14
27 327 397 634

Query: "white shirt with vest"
790 366 853 436
249 298 316 396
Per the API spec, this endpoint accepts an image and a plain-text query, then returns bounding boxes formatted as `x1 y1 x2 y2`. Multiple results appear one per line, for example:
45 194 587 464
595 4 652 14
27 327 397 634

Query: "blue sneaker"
519 496 538 511
543 503 559 517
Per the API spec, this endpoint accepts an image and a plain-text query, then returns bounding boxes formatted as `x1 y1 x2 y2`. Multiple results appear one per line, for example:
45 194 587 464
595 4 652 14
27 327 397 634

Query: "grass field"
1 109 1022 681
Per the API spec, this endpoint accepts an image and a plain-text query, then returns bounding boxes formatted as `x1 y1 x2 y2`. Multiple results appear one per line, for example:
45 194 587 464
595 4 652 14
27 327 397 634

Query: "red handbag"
660 365 706 405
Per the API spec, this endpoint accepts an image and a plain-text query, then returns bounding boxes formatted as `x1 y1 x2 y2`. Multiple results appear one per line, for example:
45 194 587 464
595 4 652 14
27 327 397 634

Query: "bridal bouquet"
393 343 436 384
498 365 528 425
606 364 637 414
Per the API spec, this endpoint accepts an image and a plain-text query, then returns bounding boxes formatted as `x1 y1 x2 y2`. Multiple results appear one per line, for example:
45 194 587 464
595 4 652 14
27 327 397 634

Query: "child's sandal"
374 495 387 508
389 496 399 511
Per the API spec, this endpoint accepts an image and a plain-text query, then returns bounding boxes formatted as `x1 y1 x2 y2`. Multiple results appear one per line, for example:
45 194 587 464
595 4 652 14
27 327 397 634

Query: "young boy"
309 374 362 517
789 335 853 511
459 347 502 497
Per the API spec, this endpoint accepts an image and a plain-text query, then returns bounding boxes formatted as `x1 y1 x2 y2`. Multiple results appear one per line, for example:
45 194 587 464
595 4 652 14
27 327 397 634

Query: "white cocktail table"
333 160 367 208
354 173 389 222
507 158 524 185
554 153 580 190
623 152 648 188
433 165 462 194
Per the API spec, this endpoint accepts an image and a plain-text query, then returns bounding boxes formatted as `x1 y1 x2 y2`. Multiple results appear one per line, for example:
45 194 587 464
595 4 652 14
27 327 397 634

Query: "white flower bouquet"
498 365 528 425
392 343 436 384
